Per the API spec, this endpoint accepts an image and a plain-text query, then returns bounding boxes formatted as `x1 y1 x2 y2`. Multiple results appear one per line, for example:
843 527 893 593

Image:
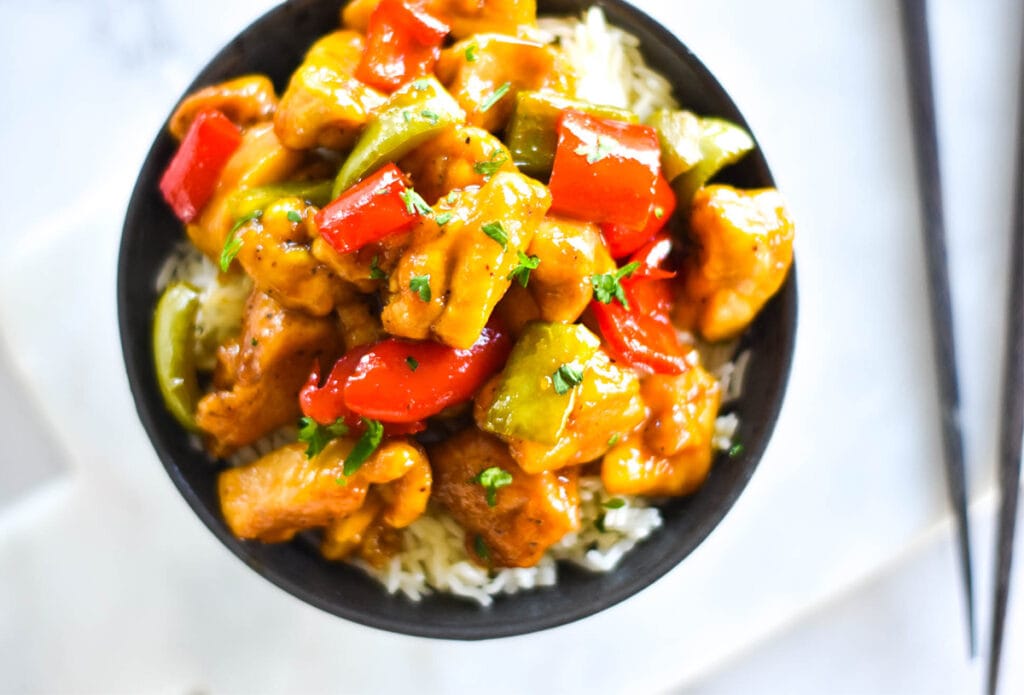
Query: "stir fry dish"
152 0 794 599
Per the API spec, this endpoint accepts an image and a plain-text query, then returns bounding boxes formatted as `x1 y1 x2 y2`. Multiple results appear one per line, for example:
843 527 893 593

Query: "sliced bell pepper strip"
647 108 703 183
548 109 661 228
505 91 638 179
599 173 676 258
355 0 450 93
229 179 333 220
315 163 419 254
300 348 368 427
665 113 754 205
159 109 242 223
629 233 676 281
152 282 201 431
479 322 601 445
344 323 511 422
332 75 464 197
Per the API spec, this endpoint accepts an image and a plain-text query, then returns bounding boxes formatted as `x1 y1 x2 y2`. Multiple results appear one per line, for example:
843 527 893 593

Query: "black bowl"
119 0 797 640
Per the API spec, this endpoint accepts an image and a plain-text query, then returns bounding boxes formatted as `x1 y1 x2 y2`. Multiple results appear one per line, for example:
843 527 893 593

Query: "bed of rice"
158 8 745 606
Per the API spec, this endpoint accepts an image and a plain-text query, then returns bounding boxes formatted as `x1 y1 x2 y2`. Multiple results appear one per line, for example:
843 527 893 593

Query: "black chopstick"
986 7 1024 694
896 0 977 657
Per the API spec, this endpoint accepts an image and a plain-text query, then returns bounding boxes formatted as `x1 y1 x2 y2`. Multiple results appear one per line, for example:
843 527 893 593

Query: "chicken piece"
399 124 516 204
436 34 575 132
382 170 551 348
310 231 410 294
602 365 721 496
526 216 615 323
475 347 646 473
342 0 537 39
335 284 385 351
219 437 429 543
322 492 382 560
187 123 305 260
274 30 386 151
679 185 795 342
234 198 345 316
196 291 342 456
169 75 278 140
430 429 579 567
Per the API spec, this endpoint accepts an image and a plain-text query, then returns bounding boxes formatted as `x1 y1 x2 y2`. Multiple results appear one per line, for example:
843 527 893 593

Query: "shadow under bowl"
118 0 798 640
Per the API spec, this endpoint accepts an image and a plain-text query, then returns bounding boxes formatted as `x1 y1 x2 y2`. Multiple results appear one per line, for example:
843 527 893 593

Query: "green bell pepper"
229 179 334 219
332 76 464 198
153 281 202 432
480 322 601 445
651 109 754 205
505 91 638 179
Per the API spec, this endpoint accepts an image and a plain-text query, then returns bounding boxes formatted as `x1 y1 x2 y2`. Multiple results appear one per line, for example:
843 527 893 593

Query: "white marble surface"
1 0 1023 693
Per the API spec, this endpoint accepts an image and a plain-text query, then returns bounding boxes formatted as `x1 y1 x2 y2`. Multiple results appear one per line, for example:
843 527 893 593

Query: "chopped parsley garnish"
507 251 540 287
552 363 584 395
603 498 626 509
474 466 513 507
297 416 349 458
434 211 453 226
729 443 745 458
250 338 258 347
406 356 419 371
481 221 508 249
574 134 619 164
420 109 440 124
474 534 490 560
402 109 413 123
473 150 508 178
334 477 347 486
220 210 262 271
465 43 478 62
591 261 640 308
607 433 620 447
400 187 433 216
286 210 302 223
369 254 387 280
344 418 384 476
411 78 430 91
654 206 665 219
410 274 432 302
480 81 511 112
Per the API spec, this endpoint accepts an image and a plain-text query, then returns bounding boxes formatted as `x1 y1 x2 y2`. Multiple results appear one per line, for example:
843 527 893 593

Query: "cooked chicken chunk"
430 429 579 567
196 291 342 456
169 75 278 140
526 215 615 323
399 124 516 204
679 185 794 341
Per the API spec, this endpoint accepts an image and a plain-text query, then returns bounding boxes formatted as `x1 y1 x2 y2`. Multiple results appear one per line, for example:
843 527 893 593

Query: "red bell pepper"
345 323 511 422
301 324 511 425
355 0 450 92
314 163 419 255
160 109 242 223
600 173 677 258
591 248 690 375
548 110 661 228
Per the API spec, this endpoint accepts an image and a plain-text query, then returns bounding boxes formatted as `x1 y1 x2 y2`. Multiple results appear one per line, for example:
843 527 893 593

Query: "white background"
1 0 1023 693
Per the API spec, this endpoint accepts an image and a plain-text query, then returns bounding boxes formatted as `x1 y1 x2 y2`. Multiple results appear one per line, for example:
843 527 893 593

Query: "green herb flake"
506 251 540 287
434 211 453 226
297 416 350 459
551 363 584 395
220 210 262 271
480 81 511 112
474 534 490 560
607 433 620 447
473 150 508 179
402 109 413 123
474 466 513 507
465 43 478 62
595 515 606 533
334 477 348 486
406 356 419 371
574 133 619 164
420 109 440 125
410 274 432 302
343 418 384 476
369 254 387 280
286 210 302 224
400 187 433 216
411 78 430 91
603 497 626 510
250 338 259 347
591 261 640 308
729 443 745 458
654 206 665 219
480 221 508 249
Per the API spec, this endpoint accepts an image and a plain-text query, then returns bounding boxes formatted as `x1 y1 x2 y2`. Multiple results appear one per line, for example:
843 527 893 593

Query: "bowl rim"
118 0 798 640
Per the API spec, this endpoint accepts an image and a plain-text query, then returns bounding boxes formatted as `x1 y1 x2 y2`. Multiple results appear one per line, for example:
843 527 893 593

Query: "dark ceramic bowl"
119 0 797 640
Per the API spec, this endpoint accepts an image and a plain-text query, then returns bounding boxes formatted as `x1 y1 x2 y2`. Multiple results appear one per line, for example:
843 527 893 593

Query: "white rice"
157 9 743 605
